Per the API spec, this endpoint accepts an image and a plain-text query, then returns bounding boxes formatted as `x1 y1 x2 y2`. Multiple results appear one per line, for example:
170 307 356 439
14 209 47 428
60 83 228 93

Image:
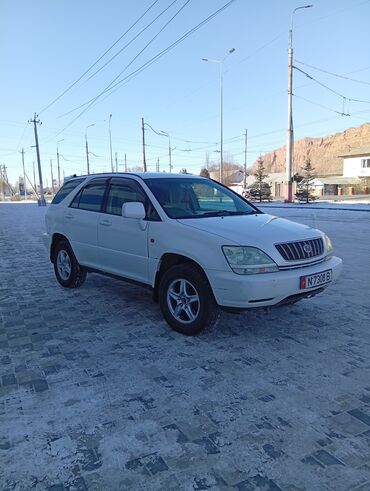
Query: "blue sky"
1 0 369 185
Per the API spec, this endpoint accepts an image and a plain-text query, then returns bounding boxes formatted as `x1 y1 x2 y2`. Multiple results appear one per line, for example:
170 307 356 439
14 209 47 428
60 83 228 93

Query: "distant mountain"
252 123 370 176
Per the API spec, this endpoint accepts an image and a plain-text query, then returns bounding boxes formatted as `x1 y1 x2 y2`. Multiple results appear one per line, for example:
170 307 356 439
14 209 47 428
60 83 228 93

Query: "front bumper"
207 256 342 309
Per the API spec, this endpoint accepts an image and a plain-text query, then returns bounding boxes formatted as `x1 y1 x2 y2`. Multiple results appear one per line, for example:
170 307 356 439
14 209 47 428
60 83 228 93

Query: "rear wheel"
158 264 218 335
53 241 87 288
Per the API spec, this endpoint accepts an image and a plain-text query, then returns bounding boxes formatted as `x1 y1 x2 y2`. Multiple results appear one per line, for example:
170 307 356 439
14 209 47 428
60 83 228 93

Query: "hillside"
253 122 370 176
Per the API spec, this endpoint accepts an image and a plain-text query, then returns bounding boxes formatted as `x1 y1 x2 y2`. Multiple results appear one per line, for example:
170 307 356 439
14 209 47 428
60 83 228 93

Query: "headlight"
323 234 333 254
222 246 278 275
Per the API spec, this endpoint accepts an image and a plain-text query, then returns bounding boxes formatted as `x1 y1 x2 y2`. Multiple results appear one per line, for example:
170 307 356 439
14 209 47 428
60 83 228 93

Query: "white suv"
43 173 342 335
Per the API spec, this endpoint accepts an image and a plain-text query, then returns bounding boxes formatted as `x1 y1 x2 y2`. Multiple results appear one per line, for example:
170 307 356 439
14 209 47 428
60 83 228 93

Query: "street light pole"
286 5 313 202
202 48 235 184
57 139 64 187
159 131 172 172
109 114 114 172
85 124 95 175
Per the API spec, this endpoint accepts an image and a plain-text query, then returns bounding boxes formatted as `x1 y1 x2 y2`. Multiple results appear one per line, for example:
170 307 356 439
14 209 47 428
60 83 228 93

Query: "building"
340 146 370 180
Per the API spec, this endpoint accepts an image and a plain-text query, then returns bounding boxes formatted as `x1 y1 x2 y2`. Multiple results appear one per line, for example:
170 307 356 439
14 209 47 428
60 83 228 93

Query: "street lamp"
108 114 114 172
202 48 235 184
286 5 313 202
159 130 173 172
56 139 64 187
85 123 95 175
143 121 175 173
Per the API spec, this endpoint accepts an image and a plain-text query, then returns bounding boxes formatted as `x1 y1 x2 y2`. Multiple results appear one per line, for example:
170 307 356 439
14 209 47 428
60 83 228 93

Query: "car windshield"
144 177 260 219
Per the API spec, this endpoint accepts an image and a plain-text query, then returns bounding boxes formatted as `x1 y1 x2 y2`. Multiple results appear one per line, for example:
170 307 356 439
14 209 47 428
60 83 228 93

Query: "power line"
39 0 160 114
295 60 370 86
293 94 350 117
58 0 237 129
58 0 192 132
293 66 370 104
85 0 181 84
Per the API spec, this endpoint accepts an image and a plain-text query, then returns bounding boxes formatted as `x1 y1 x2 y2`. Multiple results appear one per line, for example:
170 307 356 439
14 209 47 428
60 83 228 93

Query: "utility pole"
141 117 147 172
109 114 114 172
0 165 5 201
124 153 127 172
21 148 26 200
115 152 118 172
29 113 46 206
85 138 90 175
243 129 247 190
57 139 63 187
286 5 313 202
286 32 294 202
168 140 172 173
50 159 55 194
57 147 61 187
32 162 37 196
156 158 160 172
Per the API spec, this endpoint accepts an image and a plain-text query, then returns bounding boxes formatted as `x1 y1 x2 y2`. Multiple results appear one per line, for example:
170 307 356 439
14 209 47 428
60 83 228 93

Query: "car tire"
158 264 218 335
53 240 87 288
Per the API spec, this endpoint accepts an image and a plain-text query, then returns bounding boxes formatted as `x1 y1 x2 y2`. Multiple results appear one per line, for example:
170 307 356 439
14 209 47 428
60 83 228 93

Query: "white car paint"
44 172 342 311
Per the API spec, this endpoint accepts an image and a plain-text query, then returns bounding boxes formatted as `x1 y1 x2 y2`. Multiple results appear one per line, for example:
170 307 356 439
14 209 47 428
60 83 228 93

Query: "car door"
97 178 157 283
63 179 107 269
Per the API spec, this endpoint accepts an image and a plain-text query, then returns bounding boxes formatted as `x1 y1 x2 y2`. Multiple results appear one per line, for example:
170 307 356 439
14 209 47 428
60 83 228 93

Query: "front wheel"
158 264 218 335
53 241 87 288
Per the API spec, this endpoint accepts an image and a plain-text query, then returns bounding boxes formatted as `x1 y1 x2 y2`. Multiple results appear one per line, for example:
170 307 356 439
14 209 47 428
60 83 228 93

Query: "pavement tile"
348 408 370 427
1 203 370 490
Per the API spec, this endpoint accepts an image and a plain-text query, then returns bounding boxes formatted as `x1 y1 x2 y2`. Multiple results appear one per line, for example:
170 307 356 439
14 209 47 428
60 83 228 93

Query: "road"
0 203 369 490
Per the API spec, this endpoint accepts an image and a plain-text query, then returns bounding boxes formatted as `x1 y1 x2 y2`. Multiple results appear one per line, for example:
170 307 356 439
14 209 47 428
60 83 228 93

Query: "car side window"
105 180 160 221
106 183 141 215
70 183 106 212
51 178 85 204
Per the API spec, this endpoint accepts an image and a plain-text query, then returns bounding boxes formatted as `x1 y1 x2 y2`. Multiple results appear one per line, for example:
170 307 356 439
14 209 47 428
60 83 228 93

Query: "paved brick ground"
0 203 370 490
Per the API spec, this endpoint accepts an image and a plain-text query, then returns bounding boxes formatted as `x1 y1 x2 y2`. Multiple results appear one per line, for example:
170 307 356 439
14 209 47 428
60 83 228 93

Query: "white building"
341 146 370 178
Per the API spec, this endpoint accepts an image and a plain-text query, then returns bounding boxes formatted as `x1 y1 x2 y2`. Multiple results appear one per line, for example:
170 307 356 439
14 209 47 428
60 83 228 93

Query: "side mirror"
122 202 146 219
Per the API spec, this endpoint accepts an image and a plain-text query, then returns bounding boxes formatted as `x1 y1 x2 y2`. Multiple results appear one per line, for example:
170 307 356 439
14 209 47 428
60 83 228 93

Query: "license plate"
300 269 332 289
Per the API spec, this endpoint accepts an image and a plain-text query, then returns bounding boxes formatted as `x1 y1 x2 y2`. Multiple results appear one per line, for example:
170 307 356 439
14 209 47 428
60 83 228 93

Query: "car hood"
177 213 322 246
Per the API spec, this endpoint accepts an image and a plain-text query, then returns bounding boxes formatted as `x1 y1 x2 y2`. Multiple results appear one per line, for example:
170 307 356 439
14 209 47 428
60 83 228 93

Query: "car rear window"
51 178 85 204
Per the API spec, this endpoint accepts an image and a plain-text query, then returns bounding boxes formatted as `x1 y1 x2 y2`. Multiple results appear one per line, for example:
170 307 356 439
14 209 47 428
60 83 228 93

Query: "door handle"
65 213 73 219
100 220 112 227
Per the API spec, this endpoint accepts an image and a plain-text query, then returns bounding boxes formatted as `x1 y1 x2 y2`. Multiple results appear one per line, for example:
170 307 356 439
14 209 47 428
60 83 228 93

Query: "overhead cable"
293 66 370 104
58 0 192 132
58 0 237 128
85 0 181 83
39 0 160 114
293 94 350 116
295 60 370 86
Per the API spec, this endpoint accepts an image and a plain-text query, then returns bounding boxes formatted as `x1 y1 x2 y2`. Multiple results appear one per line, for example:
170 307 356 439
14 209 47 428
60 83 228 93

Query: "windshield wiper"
197 210 254 218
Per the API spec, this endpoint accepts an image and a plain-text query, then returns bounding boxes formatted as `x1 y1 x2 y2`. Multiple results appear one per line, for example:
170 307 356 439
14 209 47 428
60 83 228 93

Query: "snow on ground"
0 203 369 490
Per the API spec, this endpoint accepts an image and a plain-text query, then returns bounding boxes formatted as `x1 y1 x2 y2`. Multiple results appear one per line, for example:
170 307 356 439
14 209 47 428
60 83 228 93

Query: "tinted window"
145 178 258 219
51 178 85 204
105 180 160 220
70 183 106 212
106 183 144 215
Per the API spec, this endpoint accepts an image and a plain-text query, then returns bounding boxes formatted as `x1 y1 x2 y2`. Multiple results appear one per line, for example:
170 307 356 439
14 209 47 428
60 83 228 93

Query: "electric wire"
293 94 350 117
57 0 192 133
295 60 370 86
293 66 370 104
85 0 181 83
58 0 237 128
39 0 160 115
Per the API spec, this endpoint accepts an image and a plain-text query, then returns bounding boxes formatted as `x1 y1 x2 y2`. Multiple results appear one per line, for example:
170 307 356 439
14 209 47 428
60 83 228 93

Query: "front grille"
275 238 324 261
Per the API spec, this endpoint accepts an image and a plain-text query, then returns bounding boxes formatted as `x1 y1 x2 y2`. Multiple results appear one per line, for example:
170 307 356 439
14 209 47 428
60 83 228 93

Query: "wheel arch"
50 233 70 262
152 253 209 302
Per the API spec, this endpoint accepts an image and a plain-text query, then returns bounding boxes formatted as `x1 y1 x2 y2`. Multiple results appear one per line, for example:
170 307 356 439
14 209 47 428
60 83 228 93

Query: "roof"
312 176 361 185
67 172 206 181
338 146 370 158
